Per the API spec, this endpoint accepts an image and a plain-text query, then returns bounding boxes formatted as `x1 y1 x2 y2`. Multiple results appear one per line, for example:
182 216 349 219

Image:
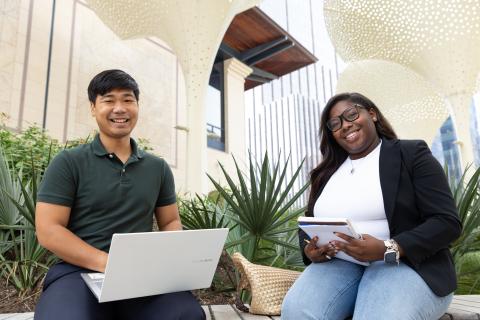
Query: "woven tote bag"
232 252 301 315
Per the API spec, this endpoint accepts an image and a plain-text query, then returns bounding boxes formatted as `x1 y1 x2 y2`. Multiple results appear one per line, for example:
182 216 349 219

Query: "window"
206 62 225 151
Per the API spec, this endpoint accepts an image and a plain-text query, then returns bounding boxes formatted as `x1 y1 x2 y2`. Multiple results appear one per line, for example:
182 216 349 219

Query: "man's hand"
331 233 386 262
304 236 337 263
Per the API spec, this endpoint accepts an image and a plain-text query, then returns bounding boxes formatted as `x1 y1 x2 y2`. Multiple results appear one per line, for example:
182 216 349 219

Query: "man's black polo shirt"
37 134 176 252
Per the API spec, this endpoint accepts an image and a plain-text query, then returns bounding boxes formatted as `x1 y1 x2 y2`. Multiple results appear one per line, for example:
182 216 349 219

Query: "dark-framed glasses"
326 104 364 132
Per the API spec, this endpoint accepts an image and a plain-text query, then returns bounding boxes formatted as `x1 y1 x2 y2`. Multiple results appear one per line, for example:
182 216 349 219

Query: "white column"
185 72 210 195
223 58 253 159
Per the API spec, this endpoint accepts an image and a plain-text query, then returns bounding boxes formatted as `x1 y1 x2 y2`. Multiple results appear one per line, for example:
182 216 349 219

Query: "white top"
313 141 390 240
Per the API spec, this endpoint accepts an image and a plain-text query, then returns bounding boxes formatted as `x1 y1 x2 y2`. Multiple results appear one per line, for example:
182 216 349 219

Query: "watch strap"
383 239 400 265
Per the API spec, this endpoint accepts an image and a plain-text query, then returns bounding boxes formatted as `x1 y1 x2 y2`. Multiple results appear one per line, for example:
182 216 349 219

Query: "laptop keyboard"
92 279 103 291
88 273 105 280
86 273 105 291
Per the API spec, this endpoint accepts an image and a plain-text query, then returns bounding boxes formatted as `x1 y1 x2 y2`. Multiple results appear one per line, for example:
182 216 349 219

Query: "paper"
299 218 369 266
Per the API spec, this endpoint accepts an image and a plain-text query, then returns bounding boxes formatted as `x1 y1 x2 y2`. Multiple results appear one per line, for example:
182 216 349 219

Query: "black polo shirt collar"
91 134 145 160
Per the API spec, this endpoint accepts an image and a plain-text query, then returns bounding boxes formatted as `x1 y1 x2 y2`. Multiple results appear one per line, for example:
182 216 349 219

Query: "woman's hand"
331 233 386 262
304 236 337 263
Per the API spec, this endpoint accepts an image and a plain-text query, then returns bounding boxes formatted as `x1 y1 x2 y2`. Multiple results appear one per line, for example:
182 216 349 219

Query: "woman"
281 92 462 320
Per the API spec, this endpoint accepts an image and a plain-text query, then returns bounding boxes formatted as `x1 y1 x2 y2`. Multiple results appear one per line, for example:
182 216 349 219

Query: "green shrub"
0 125 153 181
0 126 62 179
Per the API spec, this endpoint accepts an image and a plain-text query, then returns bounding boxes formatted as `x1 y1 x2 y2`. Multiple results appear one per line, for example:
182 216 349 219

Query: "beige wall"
0 0 249 195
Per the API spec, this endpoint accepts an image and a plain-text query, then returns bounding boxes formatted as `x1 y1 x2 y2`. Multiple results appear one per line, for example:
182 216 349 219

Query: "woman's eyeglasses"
326 104 364 132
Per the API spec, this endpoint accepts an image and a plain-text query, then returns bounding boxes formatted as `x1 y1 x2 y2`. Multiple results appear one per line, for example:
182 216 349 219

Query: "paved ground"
1 295 479 319
440 295 480 320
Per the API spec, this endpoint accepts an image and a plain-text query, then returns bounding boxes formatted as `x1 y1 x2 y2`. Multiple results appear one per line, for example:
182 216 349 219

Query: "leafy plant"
448 165 480 293
0 151 22 231
178 192 239 292
0 151 22 277
271 226 305 270
207 152 309 264
450 166 480 260
0 125 153 182
179 193 234 231
0 150 56 295
456 252 480 294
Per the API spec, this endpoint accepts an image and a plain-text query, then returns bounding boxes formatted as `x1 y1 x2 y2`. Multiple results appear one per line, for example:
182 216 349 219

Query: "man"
35 69 205 319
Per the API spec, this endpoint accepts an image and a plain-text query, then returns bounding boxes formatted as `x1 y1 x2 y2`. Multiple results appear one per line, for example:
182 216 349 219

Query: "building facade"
0 0 257 194
2 0 478 197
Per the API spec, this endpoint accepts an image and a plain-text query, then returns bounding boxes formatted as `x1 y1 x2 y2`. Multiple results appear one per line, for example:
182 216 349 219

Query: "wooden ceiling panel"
221 7 317 90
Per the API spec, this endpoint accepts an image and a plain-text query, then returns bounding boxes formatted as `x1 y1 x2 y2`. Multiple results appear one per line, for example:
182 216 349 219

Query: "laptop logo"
192 258 213 263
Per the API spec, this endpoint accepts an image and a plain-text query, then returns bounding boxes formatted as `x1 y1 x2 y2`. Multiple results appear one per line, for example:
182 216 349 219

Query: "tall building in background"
470 99 480 167
246 1 480 205
245 0 341 204
431 117 462 182
431 97 480 183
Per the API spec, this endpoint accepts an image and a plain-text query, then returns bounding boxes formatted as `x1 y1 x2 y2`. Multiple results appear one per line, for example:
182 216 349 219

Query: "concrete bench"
213 297 480 319
1 296 479 319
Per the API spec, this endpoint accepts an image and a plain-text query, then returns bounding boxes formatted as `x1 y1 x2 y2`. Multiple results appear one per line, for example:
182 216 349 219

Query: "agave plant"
0 149 56 295
207 152 309 264
0 150 23 257
179 193 234 231
271 227 305 270
177 192 240 292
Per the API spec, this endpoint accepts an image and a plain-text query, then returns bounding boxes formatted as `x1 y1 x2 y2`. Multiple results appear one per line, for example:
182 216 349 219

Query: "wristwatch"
384 239 400 265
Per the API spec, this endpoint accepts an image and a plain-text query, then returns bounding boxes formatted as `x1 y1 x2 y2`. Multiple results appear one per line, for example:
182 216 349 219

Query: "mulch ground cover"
0 279 42 313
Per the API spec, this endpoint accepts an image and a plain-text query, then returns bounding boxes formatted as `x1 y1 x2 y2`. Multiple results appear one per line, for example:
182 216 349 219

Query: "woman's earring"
373 117 377 121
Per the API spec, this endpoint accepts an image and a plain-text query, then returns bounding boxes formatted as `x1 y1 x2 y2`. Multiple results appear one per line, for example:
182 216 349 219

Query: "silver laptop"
81 228 228 303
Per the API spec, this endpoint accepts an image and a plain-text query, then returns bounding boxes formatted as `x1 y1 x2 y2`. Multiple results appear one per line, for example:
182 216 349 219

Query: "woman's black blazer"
300 138 462 297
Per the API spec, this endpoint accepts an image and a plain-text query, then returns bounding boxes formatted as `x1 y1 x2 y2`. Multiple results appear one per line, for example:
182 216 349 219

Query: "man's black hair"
87 69 139 103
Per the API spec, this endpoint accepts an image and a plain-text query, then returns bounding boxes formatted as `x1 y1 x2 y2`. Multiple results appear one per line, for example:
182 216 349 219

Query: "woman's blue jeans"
281 259 452 320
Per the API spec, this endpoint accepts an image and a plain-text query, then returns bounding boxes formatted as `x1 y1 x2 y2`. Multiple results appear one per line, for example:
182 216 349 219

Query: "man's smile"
110 118 129 123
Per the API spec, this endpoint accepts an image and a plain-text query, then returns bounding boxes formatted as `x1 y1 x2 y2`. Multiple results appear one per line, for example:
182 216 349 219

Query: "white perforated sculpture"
87 0 260 193
324 0 480 166
336 60 449 144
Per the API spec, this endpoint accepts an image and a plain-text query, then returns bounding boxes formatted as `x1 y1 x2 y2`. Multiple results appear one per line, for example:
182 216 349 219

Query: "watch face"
384 251 397 264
